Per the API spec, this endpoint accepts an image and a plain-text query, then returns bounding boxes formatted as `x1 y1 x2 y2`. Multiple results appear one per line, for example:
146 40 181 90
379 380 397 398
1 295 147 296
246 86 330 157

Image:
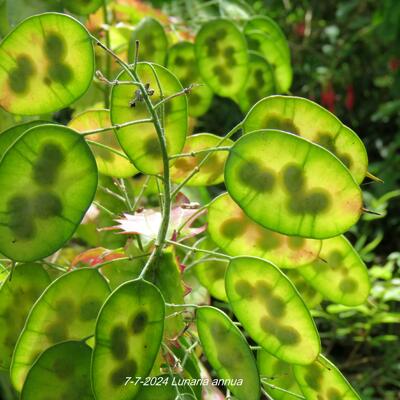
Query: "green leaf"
21 341 94 400
10 268 110 391
258 350 302 400
62 0 102 15
299 235 370 306
69 109 138 178
196 306 260 400
243 95 368 183
0 124 98 262
195 18 249 97
167 41 213 117
110 62 187 175
91 279 164 400
0 13 94 115
128 17 168 65
225 257 320 364
0 263 50 371
235 51 275 113
224 129 362 239
208 192 321 268
171 133 232 186
293 354 362 399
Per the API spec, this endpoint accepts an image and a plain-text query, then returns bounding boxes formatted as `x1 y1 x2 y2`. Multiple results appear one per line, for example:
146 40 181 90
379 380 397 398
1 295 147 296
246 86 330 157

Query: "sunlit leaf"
0 124 98 262
170 133 233 186
92 279 164 400
128 17 168 65
196 306 260 400
0 263 50 371
69 109 138 178
0 13 94 115
243 95 368 183
21 341 94 400
224 129 362 239
225 257 320 364
110 62 187 174
208 193 321 268
293 354 362 399
62 0 102 15
299 235 370 306
195 18 249 97
11 268 110 391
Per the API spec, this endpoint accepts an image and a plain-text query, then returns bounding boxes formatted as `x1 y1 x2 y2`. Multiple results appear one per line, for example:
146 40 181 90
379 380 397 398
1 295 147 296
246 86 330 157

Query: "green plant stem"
165 303 201 308
169 146 231 160
93 253 150 270
171 121 242 198
93 201 115 217
82 117 153 136
176 202 210 235
154 84 200 109
102 0 111 108
98 185 125 203
86 140 130 160
165 239 232 259
132 176 151 210
261 381 306 399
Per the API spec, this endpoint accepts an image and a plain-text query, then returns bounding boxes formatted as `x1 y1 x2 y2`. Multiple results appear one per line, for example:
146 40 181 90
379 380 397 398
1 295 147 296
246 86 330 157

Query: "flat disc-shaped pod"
170 133 233 186
110 62 187 174
244 30 292 93
21 341 94 400
293 354 361 399
0 124 98 262
235 51 275 113
195 18 249 97
257 350 302 400
128 17 168 65
196 306 260 400
92 279 165 400
0 263 50 371
137 375 196 399
224 129 363 239
242 96 368 183
285 270 322 309
299 236 370 306
208 193 321 268
0 121 47 160
244 16 290 61
68 109 138 178
225 257 320 364
11 268 110 391
0 13 94 115
62 0 102 15
167 41 213 117
193 237 229 301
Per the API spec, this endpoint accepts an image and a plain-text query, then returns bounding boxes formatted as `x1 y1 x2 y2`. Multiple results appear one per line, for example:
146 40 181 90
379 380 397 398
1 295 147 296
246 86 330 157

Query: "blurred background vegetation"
0 0 399 399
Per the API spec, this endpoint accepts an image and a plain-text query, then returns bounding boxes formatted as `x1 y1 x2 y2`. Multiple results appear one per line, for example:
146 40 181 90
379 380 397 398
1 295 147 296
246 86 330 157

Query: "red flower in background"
321 82 335 112
389 57 400 72
345 84 355 111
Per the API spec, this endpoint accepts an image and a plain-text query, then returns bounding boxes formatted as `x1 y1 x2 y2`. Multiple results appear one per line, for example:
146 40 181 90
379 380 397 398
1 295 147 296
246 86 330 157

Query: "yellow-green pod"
0 124 98 262
195 18 249 97
242 95 368 183
196 306 260 400
0 121 47 160
0 263 50 371
193 237 229 301
235 51 275 113
293 354 362 399
299 236 370 306
258 350 302 400
225 257 320 365
10 268 110 391
224 129 363 239
21 341 94 400
208 193 321 268
136 375 196 399
69 109 138 178
243 30 292 93
128 17 168 65
0 13 94 115
170 133 232 186
110 62 187 175
91 279 165 400
167 41 213 117
244 16 290 61
285 270 323 309
62 0 102 15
